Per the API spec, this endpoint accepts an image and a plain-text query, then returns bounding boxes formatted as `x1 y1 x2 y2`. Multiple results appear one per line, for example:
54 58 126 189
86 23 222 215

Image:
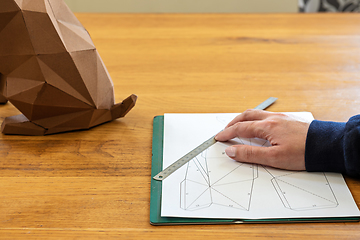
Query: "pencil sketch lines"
180 143 258 211
179 138 339 213
266 169 339 211
178 114 340 212
162 113 356 219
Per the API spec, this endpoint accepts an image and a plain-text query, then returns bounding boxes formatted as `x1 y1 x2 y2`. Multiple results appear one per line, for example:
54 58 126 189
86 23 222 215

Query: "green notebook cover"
150 115 359 225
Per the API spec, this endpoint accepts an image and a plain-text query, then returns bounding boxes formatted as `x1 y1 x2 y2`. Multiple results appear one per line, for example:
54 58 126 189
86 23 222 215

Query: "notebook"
150 114 360 225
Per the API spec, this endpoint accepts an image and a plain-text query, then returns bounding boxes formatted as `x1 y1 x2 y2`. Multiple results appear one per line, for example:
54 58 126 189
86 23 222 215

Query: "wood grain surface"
1 13 360 239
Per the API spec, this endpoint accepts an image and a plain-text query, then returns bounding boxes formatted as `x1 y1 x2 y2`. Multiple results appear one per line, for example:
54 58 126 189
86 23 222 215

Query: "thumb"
225 145 272 165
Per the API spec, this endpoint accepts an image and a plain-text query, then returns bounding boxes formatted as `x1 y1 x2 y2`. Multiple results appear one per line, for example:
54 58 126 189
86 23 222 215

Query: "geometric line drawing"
266 169 339 211
179 135 340 213
162 114 354 220
180 142 258 211
177 115 340 213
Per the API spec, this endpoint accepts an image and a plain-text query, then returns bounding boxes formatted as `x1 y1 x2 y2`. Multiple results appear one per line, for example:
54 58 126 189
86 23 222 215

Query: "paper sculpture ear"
0 0 137 135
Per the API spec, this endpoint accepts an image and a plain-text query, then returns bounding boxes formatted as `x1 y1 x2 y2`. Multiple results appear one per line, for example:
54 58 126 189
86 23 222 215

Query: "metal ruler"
152 97 277 181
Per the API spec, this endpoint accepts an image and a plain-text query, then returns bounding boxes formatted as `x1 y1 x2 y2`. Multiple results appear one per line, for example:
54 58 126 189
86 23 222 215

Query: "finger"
215 120 264 142
224 144 274 166
225 109 275 128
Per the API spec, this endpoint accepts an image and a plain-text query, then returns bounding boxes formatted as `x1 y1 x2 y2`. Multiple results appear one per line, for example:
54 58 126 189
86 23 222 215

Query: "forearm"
305 115 360 177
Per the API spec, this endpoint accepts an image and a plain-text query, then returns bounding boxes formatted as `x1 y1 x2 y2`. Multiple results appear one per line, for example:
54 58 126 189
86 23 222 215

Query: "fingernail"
225 146 236 158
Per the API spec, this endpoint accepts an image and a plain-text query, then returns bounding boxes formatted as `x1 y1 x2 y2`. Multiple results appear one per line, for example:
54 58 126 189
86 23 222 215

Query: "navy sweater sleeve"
305 115 360 178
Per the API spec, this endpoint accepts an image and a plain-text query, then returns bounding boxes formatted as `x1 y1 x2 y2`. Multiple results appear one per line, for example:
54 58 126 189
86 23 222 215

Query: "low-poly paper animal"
0 0 137 135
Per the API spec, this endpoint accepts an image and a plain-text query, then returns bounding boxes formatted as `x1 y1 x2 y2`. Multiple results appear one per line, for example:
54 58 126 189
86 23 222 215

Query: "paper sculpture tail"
111 94 138 120
1 94 137 135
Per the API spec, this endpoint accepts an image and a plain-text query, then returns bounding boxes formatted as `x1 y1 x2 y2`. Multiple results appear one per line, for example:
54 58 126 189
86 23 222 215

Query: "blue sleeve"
305 115 360 178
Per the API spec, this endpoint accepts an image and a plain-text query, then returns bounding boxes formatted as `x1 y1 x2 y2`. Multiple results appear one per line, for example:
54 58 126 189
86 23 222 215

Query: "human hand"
215 109 311 170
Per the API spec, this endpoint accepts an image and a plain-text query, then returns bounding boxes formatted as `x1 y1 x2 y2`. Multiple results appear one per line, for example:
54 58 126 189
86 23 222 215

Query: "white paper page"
161 112 360 219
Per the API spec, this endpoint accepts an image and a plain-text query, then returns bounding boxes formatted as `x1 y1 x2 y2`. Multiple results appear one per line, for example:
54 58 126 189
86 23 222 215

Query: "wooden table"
1 13 360 239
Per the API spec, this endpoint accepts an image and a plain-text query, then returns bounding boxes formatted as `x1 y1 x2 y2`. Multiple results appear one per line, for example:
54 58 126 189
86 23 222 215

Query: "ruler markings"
153 97 277 181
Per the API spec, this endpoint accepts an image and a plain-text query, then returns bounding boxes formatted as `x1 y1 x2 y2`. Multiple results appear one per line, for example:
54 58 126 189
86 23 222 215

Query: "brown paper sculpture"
0 0 137 135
